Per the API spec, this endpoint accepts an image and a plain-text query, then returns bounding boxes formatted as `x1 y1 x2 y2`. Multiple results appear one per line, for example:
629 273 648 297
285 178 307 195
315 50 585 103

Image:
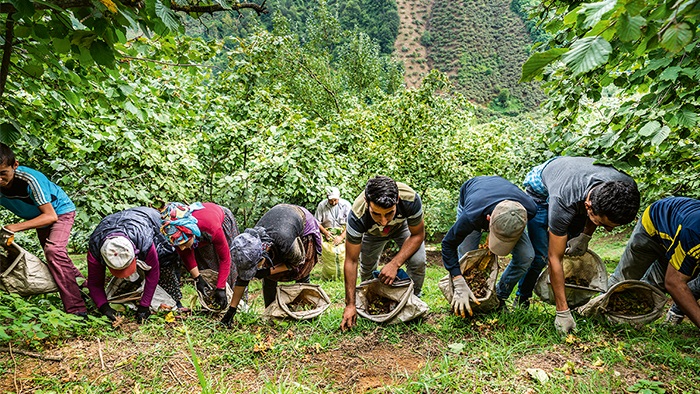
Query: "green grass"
1 239 699 393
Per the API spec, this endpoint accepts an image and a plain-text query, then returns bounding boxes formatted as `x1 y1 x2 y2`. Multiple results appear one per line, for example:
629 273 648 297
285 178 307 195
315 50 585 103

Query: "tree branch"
0 1 267 15
171 2 268 15
120 56 214 68
0 13 13 100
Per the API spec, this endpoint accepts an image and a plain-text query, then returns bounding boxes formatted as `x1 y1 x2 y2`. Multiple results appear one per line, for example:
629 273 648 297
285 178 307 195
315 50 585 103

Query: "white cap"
100 236 137 278
327 187 340 200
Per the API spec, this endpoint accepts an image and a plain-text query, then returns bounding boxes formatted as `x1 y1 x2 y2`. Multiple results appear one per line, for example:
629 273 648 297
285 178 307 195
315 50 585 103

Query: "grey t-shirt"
540 157 636 236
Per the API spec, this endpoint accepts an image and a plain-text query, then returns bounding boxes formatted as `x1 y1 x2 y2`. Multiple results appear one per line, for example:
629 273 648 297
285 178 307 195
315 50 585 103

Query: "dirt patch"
394 0 433 87
514 344 651 388
310 332 437 392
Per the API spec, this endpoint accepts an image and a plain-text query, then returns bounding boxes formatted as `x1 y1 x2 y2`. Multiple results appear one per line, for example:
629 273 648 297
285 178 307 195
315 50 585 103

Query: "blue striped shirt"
0 166 75 220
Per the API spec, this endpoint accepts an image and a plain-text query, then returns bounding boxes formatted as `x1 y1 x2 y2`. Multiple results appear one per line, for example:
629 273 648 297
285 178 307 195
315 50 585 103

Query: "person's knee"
43 243 67 263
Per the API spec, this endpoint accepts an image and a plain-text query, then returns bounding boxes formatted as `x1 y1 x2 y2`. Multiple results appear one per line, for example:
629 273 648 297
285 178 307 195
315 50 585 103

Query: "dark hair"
199 231 212 243
589 181 640 225
364 176 399 209
0 143 16 167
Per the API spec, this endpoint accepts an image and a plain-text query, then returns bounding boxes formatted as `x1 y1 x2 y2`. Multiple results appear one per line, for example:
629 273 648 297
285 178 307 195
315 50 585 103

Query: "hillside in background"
183 0 542 113
422 0 545 112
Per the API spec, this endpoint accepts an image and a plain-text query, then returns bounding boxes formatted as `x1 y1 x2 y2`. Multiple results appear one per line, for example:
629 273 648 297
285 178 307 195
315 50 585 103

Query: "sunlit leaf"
562 37 612 75
581 0 617 29
155 0 180 32
638 121 661 137
660 23 692 53
520 48 569 82
651 126 671 145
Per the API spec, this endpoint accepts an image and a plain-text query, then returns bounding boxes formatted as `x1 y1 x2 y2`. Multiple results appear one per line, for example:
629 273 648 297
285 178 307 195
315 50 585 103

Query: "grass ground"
1 234 699 393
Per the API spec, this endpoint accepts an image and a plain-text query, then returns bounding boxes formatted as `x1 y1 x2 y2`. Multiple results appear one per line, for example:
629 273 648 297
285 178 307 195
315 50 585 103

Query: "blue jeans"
458 229 535 300
516 204 549 300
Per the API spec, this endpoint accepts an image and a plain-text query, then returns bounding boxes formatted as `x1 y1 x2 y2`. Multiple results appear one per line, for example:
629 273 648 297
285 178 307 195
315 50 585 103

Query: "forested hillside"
423 0 545 112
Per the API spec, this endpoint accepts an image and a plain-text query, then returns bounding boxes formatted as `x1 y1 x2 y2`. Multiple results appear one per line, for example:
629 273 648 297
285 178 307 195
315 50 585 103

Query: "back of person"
0 165 75 219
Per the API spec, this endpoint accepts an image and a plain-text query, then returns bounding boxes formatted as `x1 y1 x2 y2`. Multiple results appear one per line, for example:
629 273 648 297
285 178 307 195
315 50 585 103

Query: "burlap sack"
196 269 234 313
534 249 608 308
0 242 58 296
356 278 428 324
438 249 500 313
578 280 667 326
262 283 331 320
318 240 345 280
105 271 177 312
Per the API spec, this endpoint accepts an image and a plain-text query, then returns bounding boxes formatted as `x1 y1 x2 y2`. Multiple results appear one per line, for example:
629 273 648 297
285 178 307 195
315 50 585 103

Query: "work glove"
565 233 591 256
254 267 271 279
554 309 576 334
135 305 151 324
212 288 228 310
194 274 213 295
451 276 479 318
0 227 14 247
220 306 237 328
98 304 119 322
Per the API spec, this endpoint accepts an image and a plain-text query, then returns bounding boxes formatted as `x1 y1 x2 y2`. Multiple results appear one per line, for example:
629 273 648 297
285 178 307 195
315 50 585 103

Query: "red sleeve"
210 225 231 289
177 247 197 272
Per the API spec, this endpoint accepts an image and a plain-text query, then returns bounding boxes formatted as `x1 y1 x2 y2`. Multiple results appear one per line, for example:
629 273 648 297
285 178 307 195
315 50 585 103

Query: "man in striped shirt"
0 143 86 316
340 176 425 331
609 197 700 329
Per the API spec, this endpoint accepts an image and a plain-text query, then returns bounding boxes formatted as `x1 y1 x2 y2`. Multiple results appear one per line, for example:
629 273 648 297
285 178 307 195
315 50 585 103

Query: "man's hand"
254 267 271 279
554 309 576 334
213 288 228 310
333 235 344 246
135 305 151 324
378 262 399 285
452 276 479 318
340 305 357 331
0 227 14 246
565 233 591 256
99 304 119 322
220 306 238 328
194 274 213 295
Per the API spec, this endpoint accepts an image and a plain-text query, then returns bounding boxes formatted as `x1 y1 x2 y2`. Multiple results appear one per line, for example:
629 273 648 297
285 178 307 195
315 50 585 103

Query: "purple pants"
36 211 87 314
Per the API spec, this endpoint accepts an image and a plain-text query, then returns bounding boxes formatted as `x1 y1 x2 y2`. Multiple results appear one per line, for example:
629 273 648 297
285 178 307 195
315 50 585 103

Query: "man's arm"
665 264 700 329
547 232 570 312
378 220 425 285
4 203 58 233
340 241 361 331
318 223 332 240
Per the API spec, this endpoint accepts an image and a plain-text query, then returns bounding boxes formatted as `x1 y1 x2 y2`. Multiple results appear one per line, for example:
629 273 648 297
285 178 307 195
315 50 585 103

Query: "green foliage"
0 292 107 348
522 0 700 202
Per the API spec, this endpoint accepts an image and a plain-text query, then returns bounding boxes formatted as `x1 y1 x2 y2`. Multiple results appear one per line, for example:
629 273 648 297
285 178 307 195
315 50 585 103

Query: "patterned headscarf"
232 227 273 281
160 202 204 246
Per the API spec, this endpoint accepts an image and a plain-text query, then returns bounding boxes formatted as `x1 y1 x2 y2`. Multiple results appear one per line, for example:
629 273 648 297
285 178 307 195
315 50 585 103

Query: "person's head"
100 236 137 278
0 143 18 188
327 187 340 206
488 200 527 256
364 176 399 226
231 232 265 281
586 181 640 231
160 202 202 249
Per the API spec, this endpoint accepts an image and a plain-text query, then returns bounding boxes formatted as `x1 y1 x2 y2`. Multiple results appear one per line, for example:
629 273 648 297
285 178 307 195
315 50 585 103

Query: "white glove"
554 309 577 334
565 233 591 256
452 276 479 318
